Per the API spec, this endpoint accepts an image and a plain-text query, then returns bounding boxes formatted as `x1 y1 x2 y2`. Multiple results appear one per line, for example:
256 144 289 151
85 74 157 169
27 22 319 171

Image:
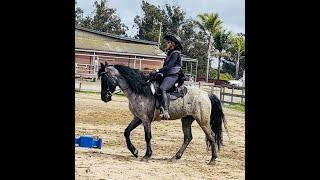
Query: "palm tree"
213 29 231 80
196 13 222 82
231 34 245 79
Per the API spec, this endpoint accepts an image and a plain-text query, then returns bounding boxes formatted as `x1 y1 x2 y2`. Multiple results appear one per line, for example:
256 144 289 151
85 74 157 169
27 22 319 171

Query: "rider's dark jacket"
158 49 181 76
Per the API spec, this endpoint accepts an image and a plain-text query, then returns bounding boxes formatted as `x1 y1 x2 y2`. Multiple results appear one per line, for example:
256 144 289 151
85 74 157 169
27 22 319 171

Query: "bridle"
100 71 130 92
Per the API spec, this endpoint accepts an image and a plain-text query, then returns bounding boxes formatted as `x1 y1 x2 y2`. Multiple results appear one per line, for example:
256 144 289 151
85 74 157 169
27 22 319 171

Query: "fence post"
222 86 225 105
219 86 222 101
231 86 234 103
241 87 244 104
199 81 201 88
79 76 82 91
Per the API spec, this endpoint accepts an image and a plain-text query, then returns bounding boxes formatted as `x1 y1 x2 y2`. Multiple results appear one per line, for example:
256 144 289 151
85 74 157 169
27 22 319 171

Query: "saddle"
148 71 188 109
154 85 188 109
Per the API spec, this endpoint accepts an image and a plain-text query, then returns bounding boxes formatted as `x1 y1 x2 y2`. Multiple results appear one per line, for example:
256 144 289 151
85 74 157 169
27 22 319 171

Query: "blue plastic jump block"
75 135 102 149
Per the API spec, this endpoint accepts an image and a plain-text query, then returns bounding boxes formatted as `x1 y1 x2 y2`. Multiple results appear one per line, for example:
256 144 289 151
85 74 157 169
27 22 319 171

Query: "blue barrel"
75 135 102 149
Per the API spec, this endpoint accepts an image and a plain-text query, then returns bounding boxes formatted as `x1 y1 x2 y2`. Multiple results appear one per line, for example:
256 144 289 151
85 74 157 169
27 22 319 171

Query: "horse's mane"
114 65 152 97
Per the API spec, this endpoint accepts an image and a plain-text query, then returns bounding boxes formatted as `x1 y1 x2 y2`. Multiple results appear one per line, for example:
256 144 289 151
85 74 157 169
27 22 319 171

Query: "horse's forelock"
106 66 120 76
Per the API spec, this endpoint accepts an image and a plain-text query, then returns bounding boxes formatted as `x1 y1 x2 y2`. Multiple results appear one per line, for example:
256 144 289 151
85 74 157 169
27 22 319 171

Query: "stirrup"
160 107 170 119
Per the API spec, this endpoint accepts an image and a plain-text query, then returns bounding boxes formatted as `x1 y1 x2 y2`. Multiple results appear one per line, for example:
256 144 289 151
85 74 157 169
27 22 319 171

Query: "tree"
133 0 185 45
81 16 93 28
133 1 213 80
75 0 128 35
164 4 185 34
222 33 245 79
134 1 166 41
213 29 231 80
75 1 84 26
179 21 208 78
209 68 233 80
133 2 240 81
221 60 236 77
90 0 128 35
231 34 245 79
196 13 223 82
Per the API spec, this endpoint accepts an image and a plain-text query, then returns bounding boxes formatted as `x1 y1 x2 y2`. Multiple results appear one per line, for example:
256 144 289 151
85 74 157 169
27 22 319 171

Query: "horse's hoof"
133 149 138 158
168 156 178 162
208 160 216 165
140 157 149 162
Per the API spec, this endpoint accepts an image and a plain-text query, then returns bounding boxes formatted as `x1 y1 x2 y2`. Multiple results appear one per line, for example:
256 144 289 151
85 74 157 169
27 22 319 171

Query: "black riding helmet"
163 34 182 51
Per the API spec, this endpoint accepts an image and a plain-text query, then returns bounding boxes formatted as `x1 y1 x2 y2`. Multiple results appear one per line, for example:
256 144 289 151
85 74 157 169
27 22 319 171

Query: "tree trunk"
235 52 240 79
206 35 212 82
217 54 221 80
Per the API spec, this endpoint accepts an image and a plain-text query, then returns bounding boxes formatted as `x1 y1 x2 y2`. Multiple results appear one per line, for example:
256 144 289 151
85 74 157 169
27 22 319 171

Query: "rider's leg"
159 75 179 119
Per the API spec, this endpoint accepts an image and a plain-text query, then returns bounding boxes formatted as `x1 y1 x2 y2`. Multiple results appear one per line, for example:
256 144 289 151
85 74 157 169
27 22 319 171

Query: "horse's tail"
207 93 227 151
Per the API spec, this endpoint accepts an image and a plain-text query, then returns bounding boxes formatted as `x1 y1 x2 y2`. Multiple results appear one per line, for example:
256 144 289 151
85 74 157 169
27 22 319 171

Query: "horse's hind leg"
169 116 194 162
192 100 218 165
124 117 142 157
198 123 217 165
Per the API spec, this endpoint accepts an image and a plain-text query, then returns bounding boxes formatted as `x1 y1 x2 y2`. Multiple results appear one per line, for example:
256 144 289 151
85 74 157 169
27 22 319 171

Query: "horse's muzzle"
101 91 112 103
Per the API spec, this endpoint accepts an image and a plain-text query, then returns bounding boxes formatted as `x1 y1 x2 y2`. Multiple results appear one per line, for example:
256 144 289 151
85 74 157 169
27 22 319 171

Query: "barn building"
75 26 197 81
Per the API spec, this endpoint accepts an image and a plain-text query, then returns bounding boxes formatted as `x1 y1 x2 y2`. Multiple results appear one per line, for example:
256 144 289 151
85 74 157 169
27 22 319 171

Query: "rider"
155 34 183 119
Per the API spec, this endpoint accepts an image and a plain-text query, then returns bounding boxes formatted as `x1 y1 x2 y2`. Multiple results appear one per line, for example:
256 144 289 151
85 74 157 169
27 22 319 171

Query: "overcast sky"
77 0 245 37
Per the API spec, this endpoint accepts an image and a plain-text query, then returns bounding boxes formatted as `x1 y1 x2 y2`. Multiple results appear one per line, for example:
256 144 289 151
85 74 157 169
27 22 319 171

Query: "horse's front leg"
141 121 152 161
124 117 142 157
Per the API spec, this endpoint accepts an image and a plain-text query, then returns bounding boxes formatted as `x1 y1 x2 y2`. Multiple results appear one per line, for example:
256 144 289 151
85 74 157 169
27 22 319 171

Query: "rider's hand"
150 69 158 76
149 71 156 76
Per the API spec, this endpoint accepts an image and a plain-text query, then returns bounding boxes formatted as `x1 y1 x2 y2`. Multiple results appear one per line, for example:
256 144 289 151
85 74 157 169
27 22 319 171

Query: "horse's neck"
117 77 133 97
117 76 152 106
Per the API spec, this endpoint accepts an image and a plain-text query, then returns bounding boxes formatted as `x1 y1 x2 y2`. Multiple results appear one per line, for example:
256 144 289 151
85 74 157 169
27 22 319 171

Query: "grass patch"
75 90 100 94
225 103 245 112
114 92 126 97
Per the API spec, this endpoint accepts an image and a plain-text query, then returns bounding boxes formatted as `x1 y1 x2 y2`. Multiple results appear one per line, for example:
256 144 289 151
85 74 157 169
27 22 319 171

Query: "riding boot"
160 89 170 119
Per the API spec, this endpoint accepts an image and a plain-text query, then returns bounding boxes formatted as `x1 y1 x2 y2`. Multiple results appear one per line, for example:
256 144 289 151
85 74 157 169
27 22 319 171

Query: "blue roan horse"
98 63 226 165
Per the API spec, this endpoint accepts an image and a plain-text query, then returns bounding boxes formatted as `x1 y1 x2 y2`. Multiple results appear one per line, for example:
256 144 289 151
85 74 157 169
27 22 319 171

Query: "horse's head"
98 63 118 103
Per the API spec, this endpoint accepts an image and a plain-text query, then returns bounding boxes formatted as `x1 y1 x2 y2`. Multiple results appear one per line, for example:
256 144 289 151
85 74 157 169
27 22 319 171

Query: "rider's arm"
158 52 179 73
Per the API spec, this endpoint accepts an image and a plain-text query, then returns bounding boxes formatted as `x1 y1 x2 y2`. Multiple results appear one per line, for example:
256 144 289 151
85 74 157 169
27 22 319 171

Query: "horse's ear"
98 63 105 78
100 63 105 69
